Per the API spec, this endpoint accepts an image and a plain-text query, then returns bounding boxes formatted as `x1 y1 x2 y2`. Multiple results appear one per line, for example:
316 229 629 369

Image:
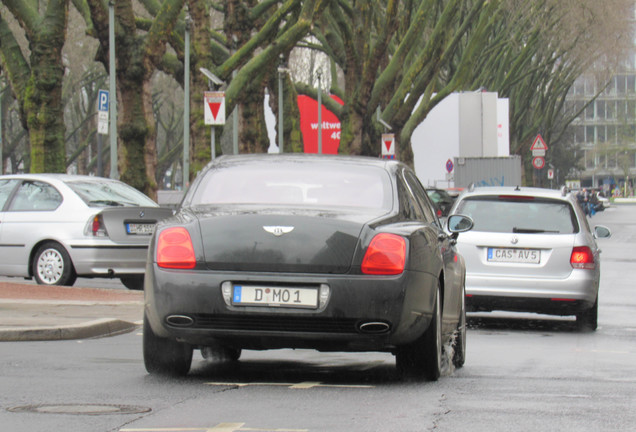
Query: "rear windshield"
66 180 158 207
189 163 393 210
455 195 579 234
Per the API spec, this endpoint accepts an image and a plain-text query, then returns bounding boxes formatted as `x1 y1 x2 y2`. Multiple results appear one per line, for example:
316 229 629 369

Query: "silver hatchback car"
449 186 611 330
0 174 173 289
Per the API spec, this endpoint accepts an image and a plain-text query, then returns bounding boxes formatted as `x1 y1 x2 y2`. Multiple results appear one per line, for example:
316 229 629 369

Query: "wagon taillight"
570 246 595 270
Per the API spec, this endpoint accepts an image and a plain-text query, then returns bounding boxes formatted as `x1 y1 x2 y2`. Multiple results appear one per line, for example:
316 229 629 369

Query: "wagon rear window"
455 196 578 234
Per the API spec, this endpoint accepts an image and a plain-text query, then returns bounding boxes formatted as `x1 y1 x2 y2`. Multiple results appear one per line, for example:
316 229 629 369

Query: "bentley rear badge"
263 226 294 237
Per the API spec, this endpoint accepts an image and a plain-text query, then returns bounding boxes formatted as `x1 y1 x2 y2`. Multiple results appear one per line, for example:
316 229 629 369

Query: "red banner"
298 95 343 154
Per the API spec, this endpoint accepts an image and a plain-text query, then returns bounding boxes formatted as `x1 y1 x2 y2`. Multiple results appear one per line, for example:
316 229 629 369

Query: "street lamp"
277 54 289 153
183 8 191 190
108 0 118 179
317 69 322 154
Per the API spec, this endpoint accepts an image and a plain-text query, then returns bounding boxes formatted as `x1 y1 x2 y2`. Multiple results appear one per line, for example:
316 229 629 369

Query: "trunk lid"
195 207 382 274
457 231 577 279
100 206 174 244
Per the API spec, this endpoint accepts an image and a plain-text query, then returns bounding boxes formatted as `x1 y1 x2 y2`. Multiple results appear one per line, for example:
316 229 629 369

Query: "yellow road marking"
120 423 307 432
205 381 372 389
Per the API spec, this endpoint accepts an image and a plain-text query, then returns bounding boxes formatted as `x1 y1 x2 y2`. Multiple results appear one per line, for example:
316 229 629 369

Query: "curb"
0 318 141 342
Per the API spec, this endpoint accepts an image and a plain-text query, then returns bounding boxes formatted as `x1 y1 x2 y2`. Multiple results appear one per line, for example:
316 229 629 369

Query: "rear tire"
32 242 77 286
396 283 442 381
576 297 598 332
201 346 242 362
120 275 144 291
143 315 193 376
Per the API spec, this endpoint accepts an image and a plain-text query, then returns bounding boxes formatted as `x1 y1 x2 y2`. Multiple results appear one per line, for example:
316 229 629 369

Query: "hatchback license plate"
126 223 155 235
232 285 318 308
487 248 540 264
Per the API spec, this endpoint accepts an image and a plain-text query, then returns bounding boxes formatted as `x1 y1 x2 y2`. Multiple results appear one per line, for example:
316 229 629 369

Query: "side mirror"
447 214 474 234
594 225 611 239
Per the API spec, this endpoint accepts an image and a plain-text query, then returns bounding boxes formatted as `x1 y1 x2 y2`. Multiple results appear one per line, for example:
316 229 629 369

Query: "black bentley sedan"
143 154 473 380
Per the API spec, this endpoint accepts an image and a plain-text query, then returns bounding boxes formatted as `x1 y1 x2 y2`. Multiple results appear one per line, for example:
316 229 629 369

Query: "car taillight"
157 227 196 269
87 214 108 237
361 233 406 275
570 246 595 270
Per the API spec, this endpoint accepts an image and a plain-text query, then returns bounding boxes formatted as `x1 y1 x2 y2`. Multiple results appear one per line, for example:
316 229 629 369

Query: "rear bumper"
144 265 439 352
467 295 594 315
465 269 599 314
68 243 149 276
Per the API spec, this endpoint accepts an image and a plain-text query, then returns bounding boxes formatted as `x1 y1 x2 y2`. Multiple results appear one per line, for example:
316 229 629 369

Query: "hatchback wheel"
576 297 598 332
120 275 144 291
396 283 442 381
143 315 193 376
32 242 77 286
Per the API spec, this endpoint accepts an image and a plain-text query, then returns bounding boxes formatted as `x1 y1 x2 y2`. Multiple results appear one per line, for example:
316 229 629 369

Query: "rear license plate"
126 223 155 235
232 285 318 308
487 248 540 264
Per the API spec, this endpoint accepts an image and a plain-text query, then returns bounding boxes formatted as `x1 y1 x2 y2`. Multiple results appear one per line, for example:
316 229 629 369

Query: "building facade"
565 9 636 194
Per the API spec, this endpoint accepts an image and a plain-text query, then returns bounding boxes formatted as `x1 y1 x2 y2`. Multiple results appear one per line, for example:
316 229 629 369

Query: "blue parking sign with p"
98 90 109 112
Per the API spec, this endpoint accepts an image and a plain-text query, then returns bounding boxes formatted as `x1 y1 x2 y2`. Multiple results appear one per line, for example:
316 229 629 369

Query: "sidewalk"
0 281 143 342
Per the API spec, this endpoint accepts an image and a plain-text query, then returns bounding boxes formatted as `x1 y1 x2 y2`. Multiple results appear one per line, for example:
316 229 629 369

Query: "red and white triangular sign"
204 91 226 125
381 133 395 157
530 134 548 151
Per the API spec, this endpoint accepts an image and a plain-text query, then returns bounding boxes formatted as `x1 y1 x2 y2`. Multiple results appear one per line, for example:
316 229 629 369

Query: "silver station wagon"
449 186 611 331
0 174 173 289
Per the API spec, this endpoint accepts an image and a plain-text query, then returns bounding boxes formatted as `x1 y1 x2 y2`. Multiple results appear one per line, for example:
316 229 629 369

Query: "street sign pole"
211 126 215 160
202 84 226 162
0 75 3 175
97 90 109 177
530 134 548 187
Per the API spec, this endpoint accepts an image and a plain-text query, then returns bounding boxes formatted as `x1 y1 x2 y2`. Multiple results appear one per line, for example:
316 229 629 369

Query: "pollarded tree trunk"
238 81 269 154
0 0 70 173
116 56 152 195
188 0 218 178
83 0 183 199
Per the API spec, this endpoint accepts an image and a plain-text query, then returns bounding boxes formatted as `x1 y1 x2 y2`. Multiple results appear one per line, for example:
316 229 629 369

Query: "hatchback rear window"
66 180 158 207
455 195 579 234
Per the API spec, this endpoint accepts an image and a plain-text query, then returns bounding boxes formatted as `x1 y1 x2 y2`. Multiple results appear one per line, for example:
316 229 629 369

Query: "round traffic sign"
532 156 545 170
446 159 454 173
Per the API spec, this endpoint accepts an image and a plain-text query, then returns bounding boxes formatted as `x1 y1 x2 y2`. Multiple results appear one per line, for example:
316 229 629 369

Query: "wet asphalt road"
0 204 635 431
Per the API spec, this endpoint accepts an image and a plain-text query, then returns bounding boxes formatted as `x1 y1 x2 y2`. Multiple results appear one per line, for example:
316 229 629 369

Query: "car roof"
0 173 116 182
457 186 572 201
207 153 402 171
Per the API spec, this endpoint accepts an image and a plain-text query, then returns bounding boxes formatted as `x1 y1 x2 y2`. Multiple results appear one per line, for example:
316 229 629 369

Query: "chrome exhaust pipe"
358 321 390 334
165 315 194 327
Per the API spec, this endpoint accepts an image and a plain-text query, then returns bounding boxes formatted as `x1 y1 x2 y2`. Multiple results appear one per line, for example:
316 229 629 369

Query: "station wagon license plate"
487 247 540 264
126 223 155 235
232 285 318 308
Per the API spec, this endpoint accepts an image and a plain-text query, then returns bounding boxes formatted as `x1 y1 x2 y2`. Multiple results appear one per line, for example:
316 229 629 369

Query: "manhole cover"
8 404 151 416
